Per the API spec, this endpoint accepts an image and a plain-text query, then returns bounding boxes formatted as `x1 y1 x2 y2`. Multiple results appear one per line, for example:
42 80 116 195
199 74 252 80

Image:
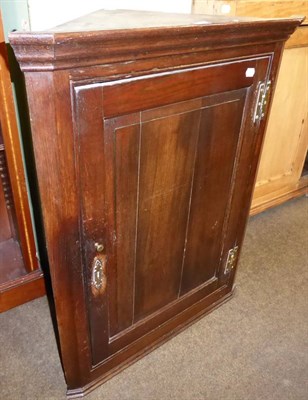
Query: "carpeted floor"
0 196 307 400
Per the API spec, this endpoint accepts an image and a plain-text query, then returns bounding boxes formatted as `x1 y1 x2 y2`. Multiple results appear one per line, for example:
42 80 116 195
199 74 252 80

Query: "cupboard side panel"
25 73 91 389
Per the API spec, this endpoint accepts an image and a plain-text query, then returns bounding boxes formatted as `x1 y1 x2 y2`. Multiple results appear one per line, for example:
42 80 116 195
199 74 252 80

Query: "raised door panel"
180 94 246 294
73 57 270 367
134 110 200 320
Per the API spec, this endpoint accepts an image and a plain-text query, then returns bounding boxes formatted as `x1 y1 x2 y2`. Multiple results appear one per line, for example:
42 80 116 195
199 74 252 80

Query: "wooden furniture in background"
10 9 301 398
252 40 308 213
0 11 45 312
192 0 308 213
192 0 308 17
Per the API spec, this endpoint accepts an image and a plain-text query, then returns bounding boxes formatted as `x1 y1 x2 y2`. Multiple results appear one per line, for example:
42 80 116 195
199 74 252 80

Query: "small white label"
246 68 255 78
193 20 211 25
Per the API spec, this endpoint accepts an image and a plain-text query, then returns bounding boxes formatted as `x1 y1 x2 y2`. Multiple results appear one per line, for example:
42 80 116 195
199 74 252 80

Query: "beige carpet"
1 196 307 400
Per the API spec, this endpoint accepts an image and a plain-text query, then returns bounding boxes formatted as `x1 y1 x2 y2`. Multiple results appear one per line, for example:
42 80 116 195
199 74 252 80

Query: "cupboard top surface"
10 9 303 35
8 10 302 72
44 9 285 32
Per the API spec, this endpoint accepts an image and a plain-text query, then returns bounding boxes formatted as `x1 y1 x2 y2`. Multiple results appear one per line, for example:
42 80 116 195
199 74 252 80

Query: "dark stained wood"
42 9 305 32
134 110 200 320
113 124 140 334
26 70 92 387
8 10 302 71
73 71 261 360
217 56 276 285
9 9 302 398
181 89 247 294
74 86 109 366
102 61 256 118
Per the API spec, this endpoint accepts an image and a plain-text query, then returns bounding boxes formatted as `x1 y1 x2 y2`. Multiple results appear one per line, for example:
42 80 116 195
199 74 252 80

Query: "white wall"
28 0 192 31
1 0 30 40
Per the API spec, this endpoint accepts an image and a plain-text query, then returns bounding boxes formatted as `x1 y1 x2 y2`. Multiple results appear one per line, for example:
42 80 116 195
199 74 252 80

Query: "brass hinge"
253 81 271 124
224 246 239 275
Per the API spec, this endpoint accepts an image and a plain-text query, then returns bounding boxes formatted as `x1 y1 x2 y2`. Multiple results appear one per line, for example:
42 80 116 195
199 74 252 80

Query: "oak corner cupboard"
9 9 302 398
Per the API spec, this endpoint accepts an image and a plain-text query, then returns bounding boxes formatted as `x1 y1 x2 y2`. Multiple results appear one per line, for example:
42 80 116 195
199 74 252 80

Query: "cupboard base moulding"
67 286 234 399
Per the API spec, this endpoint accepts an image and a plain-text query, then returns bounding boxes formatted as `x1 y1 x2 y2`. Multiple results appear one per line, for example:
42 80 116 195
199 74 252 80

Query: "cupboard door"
73 57 270 366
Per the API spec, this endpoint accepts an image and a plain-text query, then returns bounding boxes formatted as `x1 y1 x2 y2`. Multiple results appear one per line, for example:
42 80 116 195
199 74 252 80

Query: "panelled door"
73 56 270 366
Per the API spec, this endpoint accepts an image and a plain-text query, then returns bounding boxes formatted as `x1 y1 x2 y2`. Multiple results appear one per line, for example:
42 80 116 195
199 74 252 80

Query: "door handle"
95 242 104 253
